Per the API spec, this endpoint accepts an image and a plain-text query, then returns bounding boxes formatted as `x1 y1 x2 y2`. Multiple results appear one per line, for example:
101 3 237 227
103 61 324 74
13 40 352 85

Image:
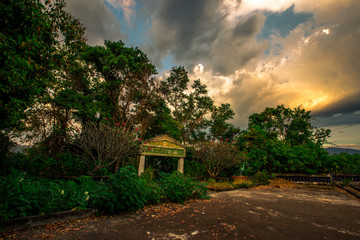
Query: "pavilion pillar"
138 155 146 176
177 157 184 173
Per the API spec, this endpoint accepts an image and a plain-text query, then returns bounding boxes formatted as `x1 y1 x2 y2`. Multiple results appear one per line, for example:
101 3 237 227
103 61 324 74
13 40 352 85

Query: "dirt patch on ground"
254 178 336 190
2 182 360 240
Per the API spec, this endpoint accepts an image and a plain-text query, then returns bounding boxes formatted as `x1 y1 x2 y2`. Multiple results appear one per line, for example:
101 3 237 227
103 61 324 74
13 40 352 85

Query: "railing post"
328 174 334 185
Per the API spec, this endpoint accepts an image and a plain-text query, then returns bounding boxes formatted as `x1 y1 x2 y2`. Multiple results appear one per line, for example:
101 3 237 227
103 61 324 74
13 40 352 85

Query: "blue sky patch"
259 5 313 40
104 1 150 47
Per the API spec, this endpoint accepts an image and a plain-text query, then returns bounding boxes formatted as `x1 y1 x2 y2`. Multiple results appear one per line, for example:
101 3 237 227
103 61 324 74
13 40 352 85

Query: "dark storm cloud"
314 94 360 118
146 0 267 74
65 0 125 46
315 114 360 127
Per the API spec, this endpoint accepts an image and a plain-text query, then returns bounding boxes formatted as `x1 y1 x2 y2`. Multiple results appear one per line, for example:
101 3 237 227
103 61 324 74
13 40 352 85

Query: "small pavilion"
138 134 186 176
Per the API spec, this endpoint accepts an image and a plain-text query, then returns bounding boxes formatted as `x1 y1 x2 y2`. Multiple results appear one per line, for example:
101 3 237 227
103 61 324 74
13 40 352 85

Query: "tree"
82 40 159 136
74 122 140 175
143 99 182 141
1 0 88 157
248 105 330 145
160 66 214 144
194 141 245 178
210 103 240 140
238 105 331 174
0 0 85 131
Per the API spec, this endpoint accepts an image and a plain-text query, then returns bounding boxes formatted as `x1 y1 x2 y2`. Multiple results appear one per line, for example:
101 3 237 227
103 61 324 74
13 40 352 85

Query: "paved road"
6 186 360 240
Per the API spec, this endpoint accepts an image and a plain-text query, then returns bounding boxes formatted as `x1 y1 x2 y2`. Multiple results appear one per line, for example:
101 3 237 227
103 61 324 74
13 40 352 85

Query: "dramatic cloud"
190 0 360 129
146 0 267 74
65 0 125 45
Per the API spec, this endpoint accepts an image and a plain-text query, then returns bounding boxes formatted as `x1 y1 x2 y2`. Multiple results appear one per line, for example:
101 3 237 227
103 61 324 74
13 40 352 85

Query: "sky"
65 0 360 149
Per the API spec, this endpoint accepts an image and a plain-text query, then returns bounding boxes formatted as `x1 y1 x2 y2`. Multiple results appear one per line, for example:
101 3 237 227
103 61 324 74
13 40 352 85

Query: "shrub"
0 167 211 222
184 160 208 179
250 171 274 185
158 172 209 203
74 122 140 175
0 170 91 222
194 141 246 179
89 166 147 214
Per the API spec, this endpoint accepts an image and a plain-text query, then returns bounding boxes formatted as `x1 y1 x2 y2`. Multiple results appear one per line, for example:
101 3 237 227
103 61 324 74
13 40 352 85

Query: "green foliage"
210 103 240 141
3 151 89 177
250 171 274 186
205 181 238 191
0 0 86 131
145 156 179 176
242 138 330 175
158 172 209 203
89 166 147 213
0 132 15 165
205 178 251 191
160 66 214 144
248 105 330 145
237 105 333 175
143 100 182 141
1 167 211 222
0 170 90 222
342 178 351 186
82 40 158 133
324 153 360 174
184 160 208 179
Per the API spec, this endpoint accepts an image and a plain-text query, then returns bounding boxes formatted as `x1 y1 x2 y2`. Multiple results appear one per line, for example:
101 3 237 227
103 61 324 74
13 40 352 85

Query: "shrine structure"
138 134 186 175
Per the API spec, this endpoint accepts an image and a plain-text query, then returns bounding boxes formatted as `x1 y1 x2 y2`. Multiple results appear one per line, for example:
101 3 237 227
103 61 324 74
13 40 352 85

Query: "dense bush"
0 170 90 222
0 167 209 222
324 153 360 174
158 172 209 203
250 171 275 185
184 160 208 179
241 139 331 175
89 166 147 213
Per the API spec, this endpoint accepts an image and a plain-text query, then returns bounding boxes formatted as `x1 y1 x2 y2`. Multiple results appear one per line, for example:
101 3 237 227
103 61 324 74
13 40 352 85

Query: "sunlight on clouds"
300 95 331 111
239 0 294 15
323 29 330 35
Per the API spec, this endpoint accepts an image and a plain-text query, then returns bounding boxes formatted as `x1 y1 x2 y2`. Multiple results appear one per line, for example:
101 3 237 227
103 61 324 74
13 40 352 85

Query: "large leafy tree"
160 66 214 144
0 0 85 131
1 0 55 130
82 40 159 136
1 0 88 156
239 105 331 174
248 105 330 145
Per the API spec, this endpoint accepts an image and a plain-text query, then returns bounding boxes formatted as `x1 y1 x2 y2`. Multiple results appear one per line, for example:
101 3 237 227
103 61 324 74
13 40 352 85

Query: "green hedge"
0 167 209 222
